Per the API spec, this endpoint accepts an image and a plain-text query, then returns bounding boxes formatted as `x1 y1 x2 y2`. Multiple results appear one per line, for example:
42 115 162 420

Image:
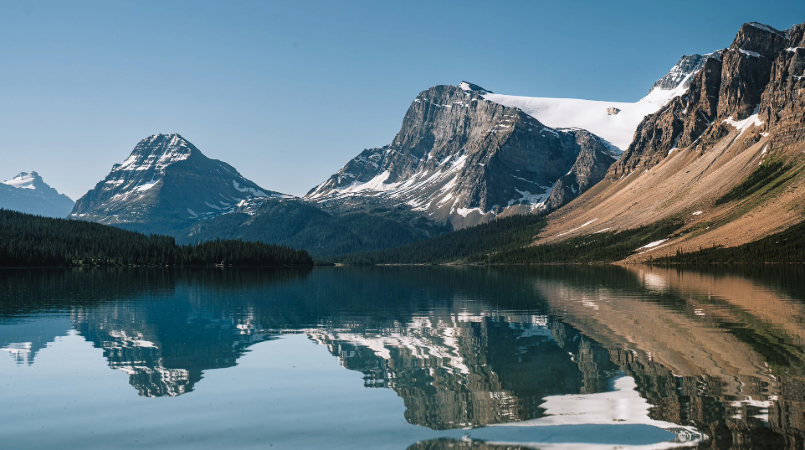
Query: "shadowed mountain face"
3 266 805 449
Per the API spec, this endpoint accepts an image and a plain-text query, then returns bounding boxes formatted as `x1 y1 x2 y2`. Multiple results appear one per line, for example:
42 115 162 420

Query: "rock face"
541 21 805 259
611 55 725 177
717 23 788 120
649 52 721 91
611 23 791 178
307 83 619 228
0 172 74 218
760 23 805 146
544 133 616 210
71 134 288 233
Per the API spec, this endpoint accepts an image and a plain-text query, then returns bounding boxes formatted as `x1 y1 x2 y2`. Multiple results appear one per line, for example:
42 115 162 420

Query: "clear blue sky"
1 0 800 199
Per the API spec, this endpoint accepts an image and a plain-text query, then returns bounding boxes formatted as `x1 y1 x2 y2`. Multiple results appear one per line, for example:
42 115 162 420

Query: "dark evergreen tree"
0 209 312 267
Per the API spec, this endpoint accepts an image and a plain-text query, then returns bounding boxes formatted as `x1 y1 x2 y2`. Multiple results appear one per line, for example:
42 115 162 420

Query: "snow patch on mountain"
723 112 763 136
2 172 39 190
482 93 659 151
232 180 273 198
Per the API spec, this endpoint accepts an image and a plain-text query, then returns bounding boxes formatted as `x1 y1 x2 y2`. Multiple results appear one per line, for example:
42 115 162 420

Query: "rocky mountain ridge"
541 20 805 261
0 171 74 218
306 83 620 228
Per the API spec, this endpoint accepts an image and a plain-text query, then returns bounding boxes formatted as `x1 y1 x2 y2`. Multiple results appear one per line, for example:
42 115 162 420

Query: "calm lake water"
1 266 805 449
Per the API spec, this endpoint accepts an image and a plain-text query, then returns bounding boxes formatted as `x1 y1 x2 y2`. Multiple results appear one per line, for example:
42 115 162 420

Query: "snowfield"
483 81 689 152
3 172 39 190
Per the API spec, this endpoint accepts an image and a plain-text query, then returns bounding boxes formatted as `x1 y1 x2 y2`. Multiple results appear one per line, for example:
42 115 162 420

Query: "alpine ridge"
0 171 74 218
305 50 713 231
540 21 805 261
306 83 619 228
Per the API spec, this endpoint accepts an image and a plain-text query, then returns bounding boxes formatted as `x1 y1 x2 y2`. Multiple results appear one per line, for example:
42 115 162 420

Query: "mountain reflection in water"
1 266 805 449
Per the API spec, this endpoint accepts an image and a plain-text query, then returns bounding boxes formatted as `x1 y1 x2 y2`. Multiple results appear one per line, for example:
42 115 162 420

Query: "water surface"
1 266 804 449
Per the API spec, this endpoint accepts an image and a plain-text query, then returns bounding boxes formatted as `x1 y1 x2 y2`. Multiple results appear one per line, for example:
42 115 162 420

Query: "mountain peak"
116 133 197 174
3 171 48 191
648 52 720 92
458 81 492 95
730 22 789 59
0 171 74 217
746 22 787 37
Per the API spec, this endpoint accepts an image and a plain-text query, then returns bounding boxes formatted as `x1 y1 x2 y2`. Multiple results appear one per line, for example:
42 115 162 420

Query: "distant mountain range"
55 43 700 249
0 172 74 218
6 20 805 261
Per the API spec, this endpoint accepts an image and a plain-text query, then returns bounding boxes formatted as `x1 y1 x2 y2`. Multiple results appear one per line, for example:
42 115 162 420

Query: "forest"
654 219 805 264
333 213 683 265
331 213 547 264
0 209 312 267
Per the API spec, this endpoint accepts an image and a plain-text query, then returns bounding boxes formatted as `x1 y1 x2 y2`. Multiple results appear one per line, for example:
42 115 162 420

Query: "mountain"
0 172 74 218
70 134 446 257
538 21 805 261
306 83 620 229
70 134 289 234
306 54 714 230
68 22 800 260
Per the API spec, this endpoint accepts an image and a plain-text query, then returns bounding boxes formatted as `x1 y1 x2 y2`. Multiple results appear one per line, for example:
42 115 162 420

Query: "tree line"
655 219 805 264
0 209 312 267
334 213 684 265
333 213 549 264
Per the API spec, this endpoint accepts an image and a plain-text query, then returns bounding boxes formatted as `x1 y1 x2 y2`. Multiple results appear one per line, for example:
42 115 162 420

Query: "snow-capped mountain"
0 171 74 217
305 55 715 229
71 134 289 233
306 83 619 228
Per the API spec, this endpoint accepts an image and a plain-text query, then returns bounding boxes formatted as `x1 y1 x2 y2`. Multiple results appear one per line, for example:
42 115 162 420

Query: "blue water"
1 266 803 449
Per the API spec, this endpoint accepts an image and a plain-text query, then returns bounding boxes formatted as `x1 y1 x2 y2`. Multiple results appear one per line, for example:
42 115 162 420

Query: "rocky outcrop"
307 83 618 228
544 130 616 210
611 22 793 178
717 23 788 121
649 52 721 91
71 134 288 233
759 23 805 146
0 172 74 218
610 54 725 177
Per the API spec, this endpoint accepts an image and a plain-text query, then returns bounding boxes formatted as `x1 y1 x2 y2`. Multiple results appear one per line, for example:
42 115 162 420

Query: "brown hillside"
539 22 805 262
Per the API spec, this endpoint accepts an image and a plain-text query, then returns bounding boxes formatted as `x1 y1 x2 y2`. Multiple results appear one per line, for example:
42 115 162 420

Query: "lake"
1 265 804 449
